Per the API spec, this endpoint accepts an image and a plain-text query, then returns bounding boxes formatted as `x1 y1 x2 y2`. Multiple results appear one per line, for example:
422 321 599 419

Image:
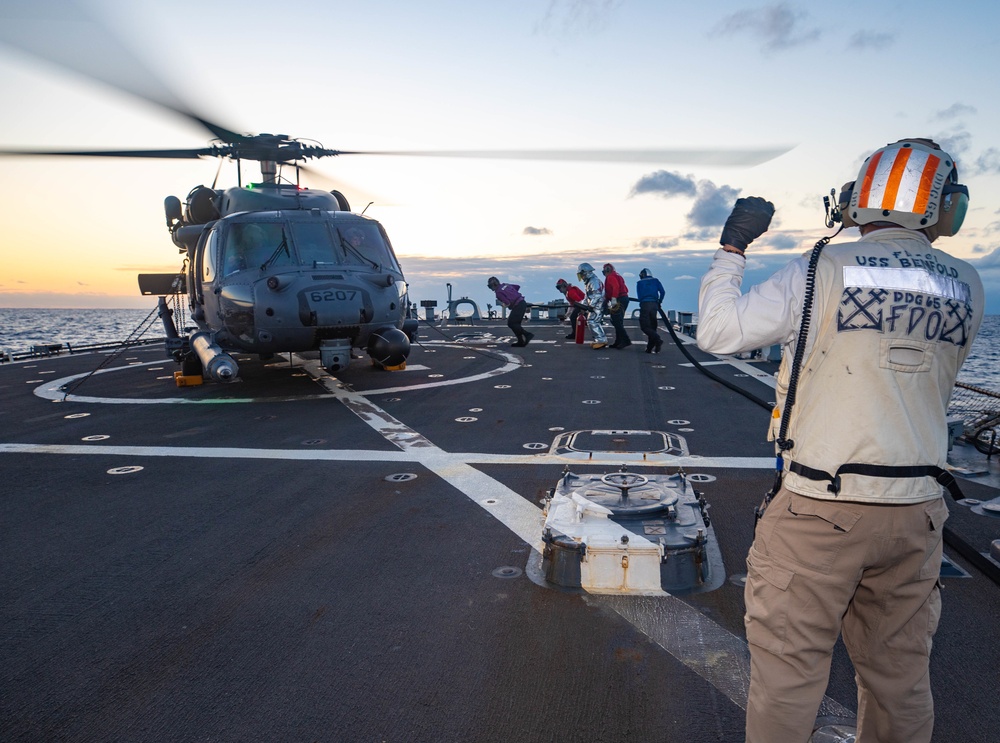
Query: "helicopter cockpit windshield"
220 218 401 275
333 222 397 271
222 222 289 276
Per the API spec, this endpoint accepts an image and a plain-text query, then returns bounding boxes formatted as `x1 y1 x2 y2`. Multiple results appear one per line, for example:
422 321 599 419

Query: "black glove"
720 196 774 253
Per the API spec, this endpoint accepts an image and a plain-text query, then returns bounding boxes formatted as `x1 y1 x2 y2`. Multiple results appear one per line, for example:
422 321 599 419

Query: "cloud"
628 170 697 198
629 170 740 232
684 226 721 242
687 181 741 228
934 103 978 120
523 226 552 236
674 275 696 281
535 0 622 37
713 3 821 51
934 128 972 161
973 148 1000 176
629 173 740 232
971 244 989 254
973 246 1000 268
847 30 894 50
767 234 800 250
636 237 680 250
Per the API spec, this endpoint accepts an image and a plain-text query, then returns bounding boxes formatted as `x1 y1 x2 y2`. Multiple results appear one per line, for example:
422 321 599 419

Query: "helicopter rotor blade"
0 0 246 143
0 147 217 159
294 163 393 207
325 147 793 167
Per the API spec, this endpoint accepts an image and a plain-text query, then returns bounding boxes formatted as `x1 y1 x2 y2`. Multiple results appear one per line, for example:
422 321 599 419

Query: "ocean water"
1 307 998 391
0 308 163 355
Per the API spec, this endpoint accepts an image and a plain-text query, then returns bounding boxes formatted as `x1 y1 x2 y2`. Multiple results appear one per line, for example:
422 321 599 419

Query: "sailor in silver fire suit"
577 262 608 349
697 139 984 743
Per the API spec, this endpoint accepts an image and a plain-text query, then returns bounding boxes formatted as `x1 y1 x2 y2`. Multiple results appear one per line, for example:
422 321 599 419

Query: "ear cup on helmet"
924 186 969 241
938 187 969 237
838 181 856 228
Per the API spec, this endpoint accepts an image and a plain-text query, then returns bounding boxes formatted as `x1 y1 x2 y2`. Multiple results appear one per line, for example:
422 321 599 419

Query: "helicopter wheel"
181 353 204 377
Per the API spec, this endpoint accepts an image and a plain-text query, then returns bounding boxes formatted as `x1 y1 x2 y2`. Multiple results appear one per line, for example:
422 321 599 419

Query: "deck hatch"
552 429 688 457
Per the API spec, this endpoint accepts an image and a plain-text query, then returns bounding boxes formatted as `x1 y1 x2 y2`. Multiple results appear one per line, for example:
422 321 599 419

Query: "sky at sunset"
1 0 998 314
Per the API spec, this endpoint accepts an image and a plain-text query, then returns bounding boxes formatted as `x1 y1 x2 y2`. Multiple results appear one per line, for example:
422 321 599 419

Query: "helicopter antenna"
362 202 373 215
210 158 224 190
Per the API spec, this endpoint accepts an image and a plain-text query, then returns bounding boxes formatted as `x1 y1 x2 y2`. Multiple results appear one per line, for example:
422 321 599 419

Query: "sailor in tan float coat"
696 139 984 743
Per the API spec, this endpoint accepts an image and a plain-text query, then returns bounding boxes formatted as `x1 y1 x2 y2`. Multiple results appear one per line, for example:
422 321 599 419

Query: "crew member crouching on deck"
696 139 984 743
488 276 533 347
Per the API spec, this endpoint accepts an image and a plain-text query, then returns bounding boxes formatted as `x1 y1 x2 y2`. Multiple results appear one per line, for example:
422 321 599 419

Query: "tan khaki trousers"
744 487 947 743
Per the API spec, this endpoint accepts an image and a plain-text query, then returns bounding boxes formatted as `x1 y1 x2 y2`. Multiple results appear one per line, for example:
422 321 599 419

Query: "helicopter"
0 4 791 382
4 129 421 381
138 136 418 382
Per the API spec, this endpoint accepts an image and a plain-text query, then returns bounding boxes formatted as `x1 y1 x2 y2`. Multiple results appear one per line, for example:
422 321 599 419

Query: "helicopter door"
189 226 219 322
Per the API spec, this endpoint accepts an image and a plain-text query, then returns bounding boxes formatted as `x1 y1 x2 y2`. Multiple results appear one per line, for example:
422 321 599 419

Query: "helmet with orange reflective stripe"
839 138 968 239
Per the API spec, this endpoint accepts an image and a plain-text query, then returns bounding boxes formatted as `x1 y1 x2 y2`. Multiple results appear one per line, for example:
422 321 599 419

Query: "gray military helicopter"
5 127 420 381
143 136 418 382
0 4 790 382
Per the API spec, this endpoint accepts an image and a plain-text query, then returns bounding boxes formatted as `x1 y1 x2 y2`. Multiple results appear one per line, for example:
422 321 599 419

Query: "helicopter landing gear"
181 353 203 377
172 352 205 387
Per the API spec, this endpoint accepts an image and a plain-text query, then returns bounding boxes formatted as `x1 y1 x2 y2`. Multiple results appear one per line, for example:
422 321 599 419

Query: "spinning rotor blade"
0 147 216 159
329 147 793 167
0 0 245 143
296 163 393 207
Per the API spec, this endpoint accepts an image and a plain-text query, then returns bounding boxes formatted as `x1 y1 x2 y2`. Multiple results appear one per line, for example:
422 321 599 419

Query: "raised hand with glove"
720 196 774 255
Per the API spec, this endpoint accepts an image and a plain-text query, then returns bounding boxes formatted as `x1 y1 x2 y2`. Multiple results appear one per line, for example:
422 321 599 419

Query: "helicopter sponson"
146 204 412 379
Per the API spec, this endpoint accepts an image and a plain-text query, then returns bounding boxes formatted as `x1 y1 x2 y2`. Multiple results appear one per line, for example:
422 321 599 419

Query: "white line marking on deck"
33 346 522 404
5 344 850 718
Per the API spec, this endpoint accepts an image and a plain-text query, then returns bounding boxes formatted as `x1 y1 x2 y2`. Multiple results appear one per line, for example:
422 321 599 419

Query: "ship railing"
2 337 166 363
949 381 1000 456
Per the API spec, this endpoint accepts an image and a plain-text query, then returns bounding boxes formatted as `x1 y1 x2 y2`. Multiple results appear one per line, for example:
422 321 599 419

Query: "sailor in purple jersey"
487 276 533 347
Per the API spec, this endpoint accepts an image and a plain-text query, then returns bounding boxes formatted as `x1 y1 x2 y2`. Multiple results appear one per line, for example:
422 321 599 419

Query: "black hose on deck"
656 305 774 413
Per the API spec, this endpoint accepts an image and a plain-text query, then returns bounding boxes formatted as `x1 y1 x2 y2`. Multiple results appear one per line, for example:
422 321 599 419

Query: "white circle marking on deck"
107 466 143 475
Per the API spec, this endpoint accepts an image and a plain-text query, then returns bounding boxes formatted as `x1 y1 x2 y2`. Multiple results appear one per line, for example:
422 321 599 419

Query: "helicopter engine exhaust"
191 332 239 383
367 327 410 370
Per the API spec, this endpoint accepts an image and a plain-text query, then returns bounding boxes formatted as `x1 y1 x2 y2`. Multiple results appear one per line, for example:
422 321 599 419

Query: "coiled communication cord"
774 228 842 453
758 227 842 513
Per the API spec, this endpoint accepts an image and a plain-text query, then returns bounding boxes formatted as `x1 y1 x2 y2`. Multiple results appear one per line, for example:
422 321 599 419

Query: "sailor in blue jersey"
635 268 665 353
697 139 984 743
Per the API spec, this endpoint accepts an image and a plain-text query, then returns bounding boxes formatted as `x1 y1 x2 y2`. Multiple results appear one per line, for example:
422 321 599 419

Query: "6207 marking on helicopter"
310 290 358 302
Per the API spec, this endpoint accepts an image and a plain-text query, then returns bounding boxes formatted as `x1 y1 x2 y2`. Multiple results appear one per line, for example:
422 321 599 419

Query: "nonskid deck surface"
2 321 998 742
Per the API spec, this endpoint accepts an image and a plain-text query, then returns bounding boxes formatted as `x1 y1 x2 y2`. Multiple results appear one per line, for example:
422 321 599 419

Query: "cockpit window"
333 222 399 270
290 222 338 267
222 222 289 276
